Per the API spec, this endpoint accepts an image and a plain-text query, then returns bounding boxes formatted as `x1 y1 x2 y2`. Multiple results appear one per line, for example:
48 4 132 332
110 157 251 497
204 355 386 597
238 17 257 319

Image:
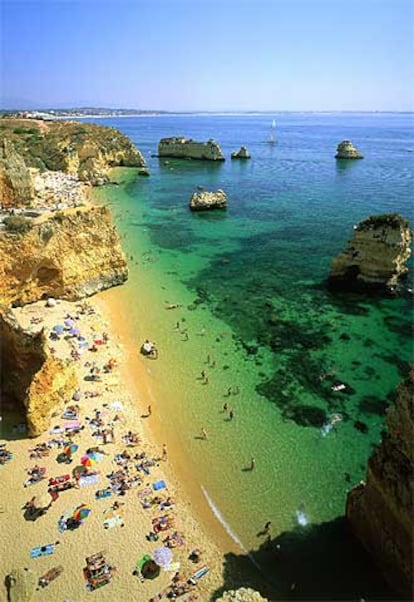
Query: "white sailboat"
268 119 276 144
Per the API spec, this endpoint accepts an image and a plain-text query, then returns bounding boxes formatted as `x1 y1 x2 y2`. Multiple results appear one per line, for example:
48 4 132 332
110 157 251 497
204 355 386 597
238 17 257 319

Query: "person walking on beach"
229 409 234 420
147 405 152 417
250 457 256 470
162 443 168 461
201 427 208 440
223 402 228 412
264 520 271 534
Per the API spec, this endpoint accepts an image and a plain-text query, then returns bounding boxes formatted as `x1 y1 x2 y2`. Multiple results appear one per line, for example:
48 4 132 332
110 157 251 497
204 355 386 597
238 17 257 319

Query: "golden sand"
0 296 230 601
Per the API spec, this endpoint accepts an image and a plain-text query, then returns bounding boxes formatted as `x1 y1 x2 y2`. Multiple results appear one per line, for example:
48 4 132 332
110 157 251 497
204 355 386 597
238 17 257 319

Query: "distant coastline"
1 108 413 122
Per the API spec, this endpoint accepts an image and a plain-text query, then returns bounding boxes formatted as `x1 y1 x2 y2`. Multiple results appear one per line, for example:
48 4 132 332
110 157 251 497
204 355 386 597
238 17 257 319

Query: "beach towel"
95 489 112 500
153 480 166 491
30 544 56 558
164 561 180 572
79 474 99 487
192 565 209 580
103 515 124 529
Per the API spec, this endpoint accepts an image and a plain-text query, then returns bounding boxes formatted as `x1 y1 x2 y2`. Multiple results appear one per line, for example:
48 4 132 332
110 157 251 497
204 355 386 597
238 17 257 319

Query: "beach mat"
79 474 99 487
30 543 56 558
152 480 166 491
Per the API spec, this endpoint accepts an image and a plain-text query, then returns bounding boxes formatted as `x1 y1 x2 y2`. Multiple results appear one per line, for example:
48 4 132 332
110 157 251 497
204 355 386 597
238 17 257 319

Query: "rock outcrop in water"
0 205 128 306
0 305 77 436
346 367 414 599
328 214 412 293
231 146 251 159
0 118 148 206
335 140 363 159
189 189 228 211
158 137 225 161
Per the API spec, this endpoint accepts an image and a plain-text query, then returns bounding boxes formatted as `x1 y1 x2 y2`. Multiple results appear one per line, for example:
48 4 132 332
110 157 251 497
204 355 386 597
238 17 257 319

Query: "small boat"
267 119 276 144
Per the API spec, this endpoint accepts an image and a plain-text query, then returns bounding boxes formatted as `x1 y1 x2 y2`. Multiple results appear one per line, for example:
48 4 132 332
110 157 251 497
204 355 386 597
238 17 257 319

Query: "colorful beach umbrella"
72 504 91 522
86 451 104 463
63 443 78 456
80 455 96 467
69 327 81 337
52 324 64 335
152 546 173 568
64 318 76 328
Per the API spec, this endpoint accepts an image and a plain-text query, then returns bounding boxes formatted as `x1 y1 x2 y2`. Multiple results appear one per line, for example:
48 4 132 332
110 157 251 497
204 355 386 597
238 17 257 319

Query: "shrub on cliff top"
356 214 410 232
3 215 32 234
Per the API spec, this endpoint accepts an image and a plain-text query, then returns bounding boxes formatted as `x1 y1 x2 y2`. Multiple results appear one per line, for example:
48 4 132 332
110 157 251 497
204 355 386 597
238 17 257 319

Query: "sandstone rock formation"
0 205 128 306
0 118 148 206
189 189 228 211
346 367 414 598
158 137 225 161
215 588 268 602
335 140 363 159
0 305 77 436
328 214 412 293
0 138 34 207
231 146 251 159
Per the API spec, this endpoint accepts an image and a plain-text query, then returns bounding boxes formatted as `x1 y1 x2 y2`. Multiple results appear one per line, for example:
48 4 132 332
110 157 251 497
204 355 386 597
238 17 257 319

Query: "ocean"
91 113 413 598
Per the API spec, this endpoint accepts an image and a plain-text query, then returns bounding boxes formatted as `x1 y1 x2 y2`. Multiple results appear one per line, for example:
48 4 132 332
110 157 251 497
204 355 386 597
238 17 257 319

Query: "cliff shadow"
212 517 401 601
0 396 29 441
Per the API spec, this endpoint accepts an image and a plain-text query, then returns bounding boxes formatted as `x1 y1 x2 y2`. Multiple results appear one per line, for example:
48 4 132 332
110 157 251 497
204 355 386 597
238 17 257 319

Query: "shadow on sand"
211 516 402 601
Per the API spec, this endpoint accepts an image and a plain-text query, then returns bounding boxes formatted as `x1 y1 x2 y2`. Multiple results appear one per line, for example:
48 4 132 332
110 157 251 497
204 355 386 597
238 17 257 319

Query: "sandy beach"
0 295 231 601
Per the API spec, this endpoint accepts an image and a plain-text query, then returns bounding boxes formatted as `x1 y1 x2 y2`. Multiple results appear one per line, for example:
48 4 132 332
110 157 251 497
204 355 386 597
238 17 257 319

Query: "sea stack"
158 137 225 161
335 140 363 159
231 146 251 159
346 368 414 598
328 214 412 294
189 189 227 211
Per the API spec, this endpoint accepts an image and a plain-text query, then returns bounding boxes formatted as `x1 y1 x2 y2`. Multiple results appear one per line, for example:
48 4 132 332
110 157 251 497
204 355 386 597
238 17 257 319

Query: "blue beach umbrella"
52 324 64 335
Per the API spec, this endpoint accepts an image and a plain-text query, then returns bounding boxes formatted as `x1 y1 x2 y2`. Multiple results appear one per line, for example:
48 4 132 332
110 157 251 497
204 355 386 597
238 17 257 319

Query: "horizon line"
1 107 414 115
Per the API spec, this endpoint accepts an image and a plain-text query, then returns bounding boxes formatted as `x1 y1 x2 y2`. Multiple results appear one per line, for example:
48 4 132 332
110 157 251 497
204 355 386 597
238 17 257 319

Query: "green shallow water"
91 113 412 595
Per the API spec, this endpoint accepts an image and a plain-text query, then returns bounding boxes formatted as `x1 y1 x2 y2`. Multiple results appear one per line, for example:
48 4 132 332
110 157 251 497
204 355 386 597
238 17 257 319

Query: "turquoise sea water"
91 113 412 598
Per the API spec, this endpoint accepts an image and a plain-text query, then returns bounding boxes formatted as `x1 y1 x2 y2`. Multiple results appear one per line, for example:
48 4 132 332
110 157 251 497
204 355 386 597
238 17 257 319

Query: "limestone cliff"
346 368 414 599
328 214 412 293
0 138 34 206
0 118 148 206
0 205 128 306
158 137 225 160
0 305 77 436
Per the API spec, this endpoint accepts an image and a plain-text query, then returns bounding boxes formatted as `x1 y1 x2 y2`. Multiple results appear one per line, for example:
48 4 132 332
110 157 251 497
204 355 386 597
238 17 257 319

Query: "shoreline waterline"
94 286 244 558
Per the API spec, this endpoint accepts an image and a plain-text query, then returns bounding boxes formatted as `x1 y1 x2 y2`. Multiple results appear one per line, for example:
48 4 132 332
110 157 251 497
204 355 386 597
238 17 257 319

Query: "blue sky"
1 0 413 111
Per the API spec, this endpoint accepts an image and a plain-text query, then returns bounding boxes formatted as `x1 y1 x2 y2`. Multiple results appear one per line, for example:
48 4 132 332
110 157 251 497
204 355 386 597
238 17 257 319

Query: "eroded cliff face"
0 119 148 206
0 305 77 436
346 368 414 598
328 214 412 293
0 138 34 207
0 205 128 306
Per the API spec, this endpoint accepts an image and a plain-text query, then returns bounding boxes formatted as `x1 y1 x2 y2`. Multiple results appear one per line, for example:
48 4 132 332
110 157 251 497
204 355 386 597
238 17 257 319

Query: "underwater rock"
335 140 363 159
328 214 412 294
